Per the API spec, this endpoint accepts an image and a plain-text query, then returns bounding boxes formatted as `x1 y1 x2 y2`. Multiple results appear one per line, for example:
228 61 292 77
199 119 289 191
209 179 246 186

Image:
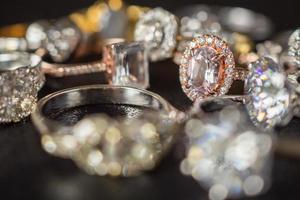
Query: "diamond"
70 112 179 177
245 56 293 130
288 29 300 64
180 35 235 101
182 98 272 198
26 18 81 62
0 52 44 123
103 41 149 89
134 7 178 61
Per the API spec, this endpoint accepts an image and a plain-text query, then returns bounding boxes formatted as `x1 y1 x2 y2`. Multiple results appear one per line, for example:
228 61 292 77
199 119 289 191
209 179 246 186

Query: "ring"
41 39 149 89
181 96 272 199
0 52 45 123
31 84 182 176
179 34 250 101
0 1 148 62
134 7 255 62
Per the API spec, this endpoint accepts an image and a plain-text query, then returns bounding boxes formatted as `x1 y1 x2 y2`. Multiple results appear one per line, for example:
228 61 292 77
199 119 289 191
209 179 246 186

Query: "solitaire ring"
31 85 183 177
41 39 149 89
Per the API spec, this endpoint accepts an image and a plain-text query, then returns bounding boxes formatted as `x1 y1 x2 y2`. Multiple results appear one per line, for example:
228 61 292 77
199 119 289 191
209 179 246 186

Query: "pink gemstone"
187 46 225 95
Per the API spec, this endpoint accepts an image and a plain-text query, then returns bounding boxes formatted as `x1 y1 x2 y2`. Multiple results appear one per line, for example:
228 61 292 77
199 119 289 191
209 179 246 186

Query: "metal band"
31 85 182 176
41 61 107 77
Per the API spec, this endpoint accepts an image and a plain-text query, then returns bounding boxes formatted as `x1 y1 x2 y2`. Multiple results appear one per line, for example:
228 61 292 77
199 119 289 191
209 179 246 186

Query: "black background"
1 0 300 200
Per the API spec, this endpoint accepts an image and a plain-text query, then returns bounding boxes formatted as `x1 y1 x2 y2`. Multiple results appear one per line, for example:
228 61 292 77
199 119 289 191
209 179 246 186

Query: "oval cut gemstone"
180 35 235 101
245 56 293 130
187 46 225 95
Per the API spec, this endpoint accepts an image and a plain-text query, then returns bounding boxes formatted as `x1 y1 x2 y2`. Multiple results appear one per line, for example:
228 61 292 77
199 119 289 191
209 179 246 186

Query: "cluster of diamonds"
26 18 81 62
0 67 45 123
41 112 178 177
179 34 235 101
245 56 292 130
288 29 300 65
134 7 178 61
181 99 272 199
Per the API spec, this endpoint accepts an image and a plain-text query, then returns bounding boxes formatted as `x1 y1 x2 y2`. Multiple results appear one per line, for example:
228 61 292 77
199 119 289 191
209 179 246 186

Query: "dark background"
1 0 300 200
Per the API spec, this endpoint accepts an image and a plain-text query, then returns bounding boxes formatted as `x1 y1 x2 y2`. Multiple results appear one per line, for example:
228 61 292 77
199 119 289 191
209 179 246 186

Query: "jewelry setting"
179 34 236 101
0 52 44 122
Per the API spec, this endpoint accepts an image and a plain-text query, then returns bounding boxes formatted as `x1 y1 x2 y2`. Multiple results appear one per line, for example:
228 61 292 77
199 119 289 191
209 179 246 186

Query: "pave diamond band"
0 52 44 123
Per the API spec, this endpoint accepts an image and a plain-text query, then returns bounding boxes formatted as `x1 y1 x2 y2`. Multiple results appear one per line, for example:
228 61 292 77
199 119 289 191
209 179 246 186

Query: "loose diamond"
245 56 293 130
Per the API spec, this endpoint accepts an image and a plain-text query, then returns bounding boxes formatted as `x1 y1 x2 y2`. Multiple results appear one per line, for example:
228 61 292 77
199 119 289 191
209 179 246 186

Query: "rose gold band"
41 61 107 77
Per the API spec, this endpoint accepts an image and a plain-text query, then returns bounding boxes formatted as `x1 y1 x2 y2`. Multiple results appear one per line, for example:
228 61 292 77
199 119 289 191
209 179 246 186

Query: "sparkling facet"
187 46 224 92
104 42 149 89
245 56 293 130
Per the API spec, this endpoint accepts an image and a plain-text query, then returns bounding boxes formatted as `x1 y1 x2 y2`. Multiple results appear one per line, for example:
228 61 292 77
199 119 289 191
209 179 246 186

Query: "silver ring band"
31 85 182 176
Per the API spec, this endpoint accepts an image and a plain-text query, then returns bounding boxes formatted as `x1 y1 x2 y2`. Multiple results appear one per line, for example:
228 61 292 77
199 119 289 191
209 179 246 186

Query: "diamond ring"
179 34 250 101
41 39 149 89
0 1 148 62
31 85 183 176
134 7 255 63
0 52 45 123
181 96 272 199
0 18 82 63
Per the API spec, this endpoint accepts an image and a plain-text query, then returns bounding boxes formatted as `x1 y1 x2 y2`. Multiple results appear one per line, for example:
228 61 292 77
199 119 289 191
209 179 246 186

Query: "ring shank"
41 61 107 77
32 85 176 133
43 85 167 114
